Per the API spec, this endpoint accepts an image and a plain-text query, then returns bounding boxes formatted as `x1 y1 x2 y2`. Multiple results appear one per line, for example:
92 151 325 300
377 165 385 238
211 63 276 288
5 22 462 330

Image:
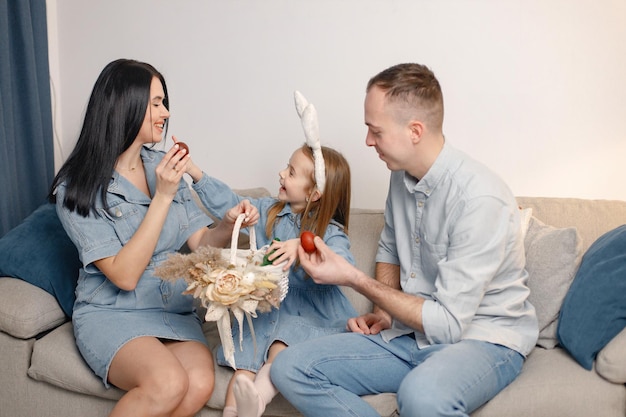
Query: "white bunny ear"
294 90 309 118
294 90 325 193
300 104 320 147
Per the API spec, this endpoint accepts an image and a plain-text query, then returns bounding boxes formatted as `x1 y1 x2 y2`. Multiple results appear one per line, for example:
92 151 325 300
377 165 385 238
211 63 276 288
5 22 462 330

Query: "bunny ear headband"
294 90 326 193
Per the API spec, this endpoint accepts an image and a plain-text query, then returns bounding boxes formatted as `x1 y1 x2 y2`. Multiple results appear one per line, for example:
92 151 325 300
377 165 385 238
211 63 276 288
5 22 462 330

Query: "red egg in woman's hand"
173 137 190 155
300 231 317 254
177 141 189 155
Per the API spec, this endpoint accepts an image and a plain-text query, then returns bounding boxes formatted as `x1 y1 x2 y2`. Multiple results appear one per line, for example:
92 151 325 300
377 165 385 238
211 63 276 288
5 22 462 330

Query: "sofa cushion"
558 224 626 370
524 216 583 348
472 347 626 417
596 327 626 384
28 322 124 401
0 277 66 339
342 208 385 315
0 203 81 317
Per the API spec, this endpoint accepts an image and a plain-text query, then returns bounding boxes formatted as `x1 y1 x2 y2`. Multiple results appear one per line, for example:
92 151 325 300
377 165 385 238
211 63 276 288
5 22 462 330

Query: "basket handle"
229 213 257 264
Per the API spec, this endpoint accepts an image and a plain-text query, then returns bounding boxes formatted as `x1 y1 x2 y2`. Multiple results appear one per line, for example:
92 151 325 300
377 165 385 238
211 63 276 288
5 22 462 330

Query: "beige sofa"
1 193 626 417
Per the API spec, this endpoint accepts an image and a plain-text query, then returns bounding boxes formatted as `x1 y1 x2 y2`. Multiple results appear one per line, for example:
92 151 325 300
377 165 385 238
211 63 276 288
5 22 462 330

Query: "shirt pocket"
99 200 144 245
420 235 448 280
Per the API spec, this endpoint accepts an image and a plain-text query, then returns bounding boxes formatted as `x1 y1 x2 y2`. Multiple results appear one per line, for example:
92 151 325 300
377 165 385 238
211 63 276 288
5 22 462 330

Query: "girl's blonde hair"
265 144 351 239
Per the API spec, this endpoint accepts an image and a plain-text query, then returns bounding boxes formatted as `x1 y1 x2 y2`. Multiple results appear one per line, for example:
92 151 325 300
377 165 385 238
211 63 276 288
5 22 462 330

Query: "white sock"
254 364 279 410
233 374 261 417
222 404 238 417
233 364 279 417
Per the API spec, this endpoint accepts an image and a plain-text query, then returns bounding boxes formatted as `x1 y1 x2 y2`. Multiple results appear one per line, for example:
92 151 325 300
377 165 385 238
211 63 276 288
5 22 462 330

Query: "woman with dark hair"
49 58 258 417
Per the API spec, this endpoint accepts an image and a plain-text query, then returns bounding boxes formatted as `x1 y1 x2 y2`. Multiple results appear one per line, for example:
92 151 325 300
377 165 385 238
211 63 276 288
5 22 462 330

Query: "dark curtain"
0 0 54 237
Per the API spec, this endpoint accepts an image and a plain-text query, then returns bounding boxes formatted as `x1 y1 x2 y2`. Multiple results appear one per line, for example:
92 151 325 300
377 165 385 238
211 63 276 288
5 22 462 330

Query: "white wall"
47 0 626 210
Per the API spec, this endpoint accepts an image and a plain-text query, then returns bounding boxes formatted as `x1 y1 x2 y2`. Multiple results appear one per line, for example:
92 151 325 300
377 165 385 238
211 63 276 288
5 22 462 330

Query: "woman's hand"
172 135 203 183
154 140 189 200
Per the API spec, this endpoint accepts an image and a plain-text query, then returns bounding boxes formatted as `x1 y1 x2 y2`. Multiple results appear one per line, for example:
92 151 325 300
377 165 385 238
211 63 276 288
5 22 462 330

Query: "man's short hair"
367 63 444 130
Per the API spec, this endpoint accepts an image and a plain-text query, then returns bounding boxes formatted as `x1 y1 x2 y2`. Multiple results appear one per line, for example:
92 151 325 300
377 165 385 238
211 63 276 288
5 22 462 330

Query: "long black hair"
48 59 169 216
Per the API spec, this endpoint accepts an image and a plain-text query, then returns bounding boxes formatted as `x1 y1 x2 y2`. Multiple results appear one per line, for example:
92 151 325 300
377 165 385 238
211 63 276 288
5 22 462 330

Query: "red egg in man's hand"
300 231 317 254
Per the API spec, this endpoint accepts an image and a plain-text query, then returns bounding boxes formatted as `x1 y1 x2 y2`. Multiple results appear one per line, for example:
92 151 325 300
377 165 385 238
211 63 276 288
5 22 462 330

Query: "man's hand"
346 312 392 335
297 236 357 287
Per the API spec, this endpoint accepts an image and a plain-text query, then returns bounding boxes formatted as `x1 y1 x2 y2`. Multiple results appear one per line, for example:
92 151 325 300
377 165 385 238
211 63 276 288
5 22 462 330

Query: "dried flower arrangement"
155 214 288 368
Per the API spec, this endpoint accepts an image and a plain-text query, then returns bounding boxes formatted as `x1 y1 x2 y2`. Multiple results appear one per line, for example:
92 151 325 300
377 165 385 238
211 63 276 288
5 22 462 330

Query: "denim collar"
107 147 180 205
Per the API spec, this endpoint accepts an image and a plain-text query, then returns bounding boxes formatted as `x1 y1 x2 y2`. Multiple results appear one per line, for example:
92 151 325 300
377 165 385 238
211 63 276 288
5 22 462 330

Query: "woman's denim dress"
55 148 212 387
193 174 358 372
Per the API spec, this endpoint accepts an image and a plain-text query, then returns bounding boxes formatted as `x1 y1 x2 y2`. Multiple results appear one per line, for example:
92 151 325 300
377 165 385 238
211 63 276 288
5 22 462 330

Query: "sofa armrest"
0 277 67 339
596 327 626 383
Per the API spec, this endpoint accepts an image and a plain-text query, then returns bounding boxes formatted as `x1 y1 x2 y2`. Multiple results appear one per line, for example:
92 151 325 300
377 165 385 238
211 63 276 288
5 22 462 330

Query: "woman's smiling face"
137 76 170 144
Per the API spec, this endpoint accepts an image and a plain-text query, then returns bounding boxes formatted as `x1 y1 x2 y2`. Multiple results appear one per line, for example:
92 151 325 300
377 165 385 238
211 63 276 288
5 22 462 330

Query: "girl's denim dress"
193 174 358 371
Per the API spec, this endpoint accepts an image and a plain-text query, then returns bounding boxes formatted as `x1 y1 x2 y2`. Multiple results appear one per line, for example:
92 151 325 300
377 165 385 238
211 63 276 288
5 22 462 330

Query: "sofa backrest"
199 189 626 318
343 208 385 315
516 197 626 253
345 197 626 316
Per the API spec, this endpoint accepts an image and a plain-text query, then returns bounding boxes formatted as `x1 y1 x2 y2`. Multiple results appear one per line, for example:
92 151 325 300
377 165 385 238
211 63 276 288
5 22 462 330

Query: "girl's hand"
189 200 258 252
266 238 300 271
154 142 189 199
224 199 260 228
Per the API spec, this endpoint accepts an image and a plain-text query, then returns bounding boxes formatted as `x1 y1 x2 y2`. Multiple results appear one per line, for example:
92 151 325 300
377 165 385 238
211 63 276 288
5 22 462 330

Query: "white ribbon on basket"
204 213 288 369
204 297 258 371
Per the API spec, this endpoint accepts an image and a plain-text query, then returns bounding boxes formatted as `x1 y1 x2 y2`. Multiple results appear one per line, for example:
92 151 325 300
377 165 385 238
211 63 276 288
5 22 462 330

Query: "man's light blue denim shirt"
377 143 538 356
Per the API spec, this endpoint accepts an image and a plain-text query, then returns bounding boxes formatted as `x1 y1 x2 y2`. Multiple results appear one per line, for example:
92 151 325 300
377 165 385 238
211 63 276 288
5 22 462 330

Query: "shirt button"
410 272 416 278
418 201 424 208
415 237 420 244
115 209 122 217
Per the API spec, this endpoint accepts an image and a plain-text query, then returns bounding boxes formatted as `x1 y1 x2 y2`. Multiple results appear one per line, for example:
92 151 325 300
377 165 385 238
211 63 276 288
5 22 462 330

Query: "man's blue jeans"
271 332 524 417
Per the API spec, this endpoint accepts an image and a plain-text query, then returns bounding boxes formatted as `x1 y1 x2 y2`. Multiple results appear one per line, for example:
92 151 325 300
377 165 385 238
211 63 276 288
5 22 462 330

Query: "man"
270 63 538 417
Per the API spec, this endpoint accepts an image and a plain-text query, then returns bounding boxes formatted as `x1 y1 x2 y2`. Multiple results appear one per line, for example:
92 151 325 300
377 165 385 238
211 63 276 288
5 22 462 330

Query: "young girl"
185 94 357 417
48 59 258 417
